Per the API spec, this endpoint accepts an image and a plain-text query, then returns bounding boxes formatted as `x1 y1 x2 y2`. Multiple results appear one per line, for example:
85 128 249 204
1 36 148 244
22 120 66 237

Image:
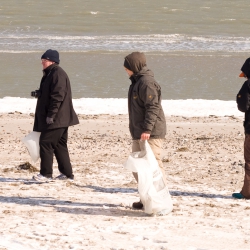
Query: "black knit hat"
241 58 250 78
124 58 132 71
41 49 60 64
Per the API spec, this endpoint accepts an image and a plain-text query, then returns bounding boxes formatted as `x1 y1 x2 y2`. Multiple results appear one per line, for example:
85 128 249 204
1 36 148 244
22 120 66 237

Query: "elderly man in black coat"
32 49 79 182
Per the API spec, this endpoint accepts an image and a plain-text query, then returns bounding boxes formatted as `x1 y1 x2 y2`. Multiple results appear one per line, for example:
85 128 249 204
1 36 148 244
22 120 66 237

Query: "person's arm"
139 81 161 140
47 70 67 121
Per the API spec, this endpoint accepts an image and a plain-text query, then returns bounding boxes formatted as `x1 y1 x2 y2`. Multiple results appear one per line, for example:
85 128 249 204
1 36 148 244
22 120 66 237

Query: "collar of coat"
43 63 58 76
129 66 154 83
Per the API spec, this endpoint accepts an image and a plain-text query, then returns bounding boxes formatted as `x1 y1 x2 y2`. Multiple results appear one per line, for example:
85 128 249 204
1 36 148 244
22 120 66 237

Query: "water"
0 0 250 100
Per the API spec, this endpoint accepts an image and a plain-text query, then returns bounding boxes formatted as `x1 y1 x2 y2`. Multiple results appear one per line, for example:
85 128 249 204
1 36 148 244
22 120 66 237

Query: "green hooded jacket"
125 52 166 140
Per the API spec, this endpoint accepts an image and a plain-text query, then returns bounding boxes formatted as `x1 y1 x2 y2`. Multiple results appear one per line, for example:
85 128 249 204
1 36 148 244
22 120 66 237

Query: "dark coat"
33 64 79 132
238 57 250 134
244 112 250 134
128 66 166 140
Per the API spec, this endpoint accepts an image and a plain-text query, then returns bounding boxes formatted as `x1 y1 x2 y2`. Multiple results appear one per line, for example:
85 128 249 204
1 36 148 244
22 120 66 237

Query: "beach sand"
0 113 249 250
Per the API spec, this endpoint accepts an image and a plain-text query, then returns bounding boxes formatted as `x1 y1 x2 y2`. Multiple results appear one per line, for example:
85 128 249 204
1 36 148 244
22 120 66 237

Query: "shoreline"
0 98 244 117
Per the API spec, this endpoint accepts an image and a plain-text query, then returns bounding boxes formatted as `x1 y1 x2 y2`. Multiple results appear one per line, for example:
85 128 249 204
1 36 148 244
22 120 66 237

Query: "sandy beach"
0 113 249 250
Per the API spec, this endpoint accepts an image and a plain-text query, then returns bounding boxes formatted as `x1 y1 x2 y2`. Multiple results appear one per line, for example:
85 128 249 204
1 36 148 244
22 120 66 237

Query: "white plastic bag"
124 140 173 215
21 131 41 163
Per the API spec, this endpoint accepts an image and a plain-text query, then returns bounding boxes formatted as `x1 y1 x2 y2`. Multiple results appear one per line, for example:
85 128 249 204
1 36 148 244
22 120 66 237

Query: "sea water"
0 0 249 115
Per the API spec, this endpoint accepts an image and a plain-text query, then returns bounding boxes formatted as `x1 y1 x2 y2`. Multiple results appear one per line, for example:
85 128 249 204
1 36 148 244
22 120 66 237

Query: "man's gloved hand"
46 117 54 124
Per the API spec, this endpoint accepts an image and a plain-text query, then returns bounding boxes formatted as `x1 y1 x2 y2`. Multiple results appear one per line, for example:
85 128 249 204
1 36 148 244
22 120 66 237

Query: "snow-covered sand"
0 97 244 117
0 112 249 250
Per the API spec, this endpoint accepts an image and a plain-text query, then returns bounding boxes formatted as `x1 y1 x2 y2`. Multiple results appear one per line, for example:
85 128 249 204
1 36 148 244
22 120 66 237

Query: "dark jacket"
244 112 250 134
128 66 166 140
33 64 79 132
238 58 250 134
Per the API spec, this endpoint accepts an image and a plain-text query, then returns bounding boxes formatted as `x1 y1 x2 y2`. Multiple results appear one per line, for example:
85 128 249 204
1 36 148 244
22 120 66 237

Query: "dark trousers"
39 127 73 178
241 134 250 199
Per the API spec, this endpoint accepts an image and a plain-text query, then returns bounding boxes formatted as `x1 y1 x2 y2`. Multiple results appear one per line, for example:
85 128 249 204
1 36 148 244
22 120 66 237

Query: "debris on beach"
176 147 189 152
17 162 38 172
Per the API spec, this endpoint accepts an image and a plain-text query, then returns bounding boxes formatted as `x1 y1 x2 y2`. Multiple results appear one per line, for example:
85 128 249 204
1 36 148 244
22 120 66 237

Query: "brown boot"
240 167 250 199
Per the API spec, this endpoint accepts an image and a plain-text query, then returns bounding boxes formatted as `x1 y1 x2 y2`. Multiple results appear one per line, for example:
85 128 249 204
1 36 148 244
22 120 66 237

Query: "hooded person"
233 58 250 199
31 49 79 182
124 52 169 212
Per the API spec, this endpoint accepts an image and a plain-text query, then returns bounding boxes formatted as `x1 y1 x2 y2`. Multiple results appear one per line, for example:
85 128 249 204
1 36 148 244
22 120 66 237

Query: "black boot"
132 201 143 209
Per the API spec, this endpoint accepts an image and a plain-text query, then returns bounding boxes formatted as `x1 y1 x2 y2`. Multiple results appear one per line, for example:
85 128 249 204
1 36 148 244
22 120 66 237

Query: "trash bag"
21 131 41 163
124 140 173 215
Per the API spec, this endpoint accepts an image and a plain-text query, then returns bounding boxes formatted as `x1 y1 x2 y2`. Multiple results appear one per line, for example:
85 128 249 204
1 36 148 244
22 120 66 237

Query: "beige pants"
132 139 167 183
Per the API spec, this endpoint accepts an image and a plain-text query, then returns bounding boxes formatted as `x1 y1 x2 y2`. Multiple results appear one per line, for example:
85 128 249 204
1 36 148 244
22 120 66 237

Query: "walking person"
233 57 250 199
124 52 167 209
32 49 79 182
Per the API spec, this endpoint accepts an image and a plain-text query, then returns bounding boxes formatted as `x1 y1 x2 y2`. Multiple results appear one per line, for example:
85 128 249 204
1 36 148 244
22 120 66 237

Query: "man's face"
124 67 133 77
41 59 54 70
